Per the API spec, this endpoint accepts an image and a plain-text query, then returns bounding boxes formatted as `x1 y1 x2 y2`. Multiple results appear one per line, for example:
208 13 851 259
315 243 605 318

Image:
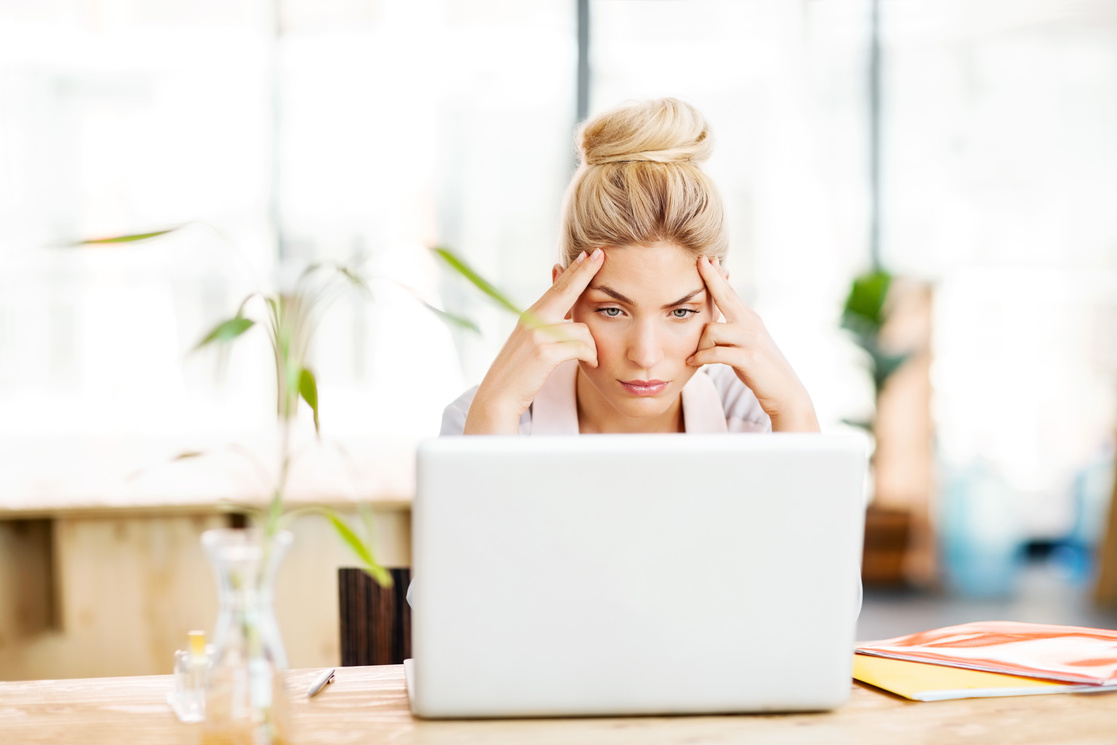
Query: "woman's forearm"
463 393 523 435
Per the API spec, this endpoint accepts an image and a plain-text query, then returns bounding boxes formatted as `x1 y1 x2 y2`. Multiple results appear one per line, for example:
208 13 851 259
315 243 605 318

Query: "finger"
696 322 756 351
686 345 745 368
541 337 598 369
694 322 720 354
714 256 729 281
535 322 598 367
535 248 605 320
568 337 599 367
562 322 597 352
562 323 598 368
696 255 748 324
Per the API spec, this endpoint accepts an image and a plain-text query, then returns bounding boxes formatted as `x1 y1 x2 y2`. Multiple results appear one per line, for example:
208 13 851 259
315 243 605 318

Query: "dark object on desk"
861 503 912 587
338 567 411 666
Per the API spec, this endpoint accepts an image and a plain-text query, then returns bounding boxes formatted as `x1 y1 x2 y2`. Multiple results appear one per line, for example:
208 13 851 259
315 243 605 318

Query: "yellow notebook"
852 653 1117 702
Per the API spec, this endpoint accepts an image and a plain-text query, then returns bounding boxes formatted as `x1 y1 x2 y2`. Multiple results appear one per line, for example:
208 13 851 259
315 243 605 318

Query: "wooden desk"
0 435 416 681
3 665 1117 745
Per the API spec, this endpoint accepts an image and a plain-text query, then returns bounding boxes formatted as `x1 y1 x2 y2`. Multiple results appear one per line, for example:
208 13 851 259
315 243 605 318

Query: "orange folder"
856 621 1117 686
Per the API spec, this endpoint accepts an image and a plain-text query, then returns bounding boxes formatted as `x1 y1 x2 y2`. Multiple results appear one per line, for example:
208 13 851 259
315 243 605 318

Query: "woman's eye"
600 307 623 317
671 308 696 319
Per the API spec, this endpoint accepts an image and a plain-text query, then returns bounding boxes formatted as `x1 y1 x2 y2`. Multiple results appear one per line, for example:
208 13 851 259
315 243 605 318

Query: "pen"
307 668 335 698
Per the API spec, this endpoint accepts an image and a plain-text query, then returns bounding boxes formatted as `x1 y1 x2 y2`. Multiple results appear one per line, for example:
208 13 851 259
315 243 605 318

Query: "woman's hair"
559 97 728 267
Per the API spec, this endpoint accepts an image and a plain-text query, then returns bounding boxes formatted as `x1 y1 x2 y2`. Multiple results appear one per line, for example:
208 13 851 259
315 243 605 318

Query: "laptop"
406 433 867 718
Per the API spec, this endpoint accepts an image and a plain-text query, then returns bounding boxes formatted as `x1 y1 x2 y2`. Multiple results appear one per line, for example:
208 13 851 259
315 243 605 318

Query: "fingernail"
576 251 587 264
686 355 695 364
590 248 603 262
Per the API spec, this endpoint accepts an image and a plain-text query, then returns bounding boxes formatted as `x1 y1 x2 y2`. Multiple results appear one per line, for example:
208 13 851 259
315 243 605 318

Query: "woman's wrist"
463 391 524 435
770 408 821 433
767 389 821 433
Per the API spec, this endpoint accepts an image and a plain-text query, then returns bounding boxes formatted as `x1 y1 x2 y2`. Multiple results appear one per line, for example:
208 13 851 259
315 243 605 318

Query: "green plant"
430 246 523 315
192 260 396 583
841 268 911 431
76 228 480 587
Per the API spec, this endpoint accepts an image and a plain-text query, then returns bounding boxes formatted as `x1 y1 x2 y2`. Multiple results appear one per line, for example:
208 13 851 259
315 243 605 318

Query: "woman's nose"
626 321 664 370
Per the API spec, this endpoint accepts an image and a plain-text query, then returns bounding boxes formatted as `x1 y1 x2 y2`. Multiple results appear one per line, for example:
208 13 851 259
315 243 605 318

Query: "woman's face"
563 242 716 428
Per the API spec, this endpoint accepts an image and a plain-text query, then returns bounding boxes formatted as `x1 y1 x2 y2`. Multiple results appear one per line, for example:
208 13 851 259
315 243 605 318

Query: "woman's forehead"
587 243 705 303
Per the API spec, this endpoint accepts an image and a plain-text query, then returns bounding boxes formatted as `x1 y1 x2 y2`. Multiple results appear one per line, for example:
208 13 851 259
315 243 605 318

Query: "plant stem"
266 417 292 541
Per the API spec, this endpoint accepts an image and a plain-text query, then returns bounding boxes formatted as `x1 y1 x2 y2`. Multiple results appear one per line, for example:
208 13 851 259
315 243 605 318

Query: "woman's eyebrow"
587 284 635 305
586 285 706 309
661 288 706 309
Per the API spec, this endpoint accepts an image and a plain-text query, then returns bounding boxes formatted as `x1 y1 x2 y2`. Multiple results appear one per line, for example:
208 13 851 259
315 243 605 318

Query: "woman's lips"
620 379 667 397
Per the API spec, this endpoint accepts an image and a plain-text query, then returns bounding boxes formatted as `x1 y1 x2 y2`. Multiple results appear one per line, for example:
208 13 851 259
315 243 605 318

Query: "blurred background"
1 0 1116 678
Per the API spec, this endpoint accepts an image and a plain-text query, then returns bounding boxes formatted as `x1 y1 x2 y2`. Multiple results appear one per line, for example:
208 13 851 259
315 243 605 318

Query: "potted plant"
76 227 482 743
842 268 934 587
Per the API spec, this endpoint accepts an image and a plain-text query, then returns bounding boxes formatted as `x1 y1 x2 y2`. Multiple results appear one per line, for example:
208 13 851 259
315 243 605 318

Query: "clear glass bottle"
168 629 208 723
201 528 294 745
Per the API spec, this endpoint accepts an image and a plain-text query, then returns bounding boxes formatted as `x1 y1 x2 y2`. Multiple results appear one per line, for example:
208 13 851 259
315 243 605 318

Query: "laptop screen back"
409 433 867 718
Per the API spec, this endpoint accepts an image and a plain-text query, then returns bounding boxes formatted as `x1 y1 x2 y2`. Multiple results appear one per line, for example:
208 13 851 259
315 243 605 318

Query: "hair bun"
578 98 712 166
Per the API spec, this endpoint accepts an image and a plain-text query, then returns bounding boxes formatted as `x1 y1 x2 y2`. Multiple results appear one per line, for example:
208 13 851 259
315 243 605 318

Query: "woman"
442 98 820 437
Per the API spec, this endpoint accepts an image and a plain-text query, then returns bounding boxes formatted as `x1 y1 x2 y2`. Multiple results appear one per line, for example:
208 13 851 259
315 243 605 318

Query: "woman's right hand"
464 248 605 434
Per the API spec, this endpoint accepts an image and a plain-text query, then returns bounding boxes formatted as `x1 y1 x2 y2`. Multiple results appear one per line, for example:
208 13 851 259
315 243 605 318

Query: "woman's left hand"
686 255 821 433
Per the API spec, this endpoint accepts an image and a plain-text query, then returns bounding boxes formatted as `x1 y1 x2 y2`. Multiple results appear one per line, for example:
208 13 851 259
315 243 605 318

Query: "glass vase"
201 528 294 745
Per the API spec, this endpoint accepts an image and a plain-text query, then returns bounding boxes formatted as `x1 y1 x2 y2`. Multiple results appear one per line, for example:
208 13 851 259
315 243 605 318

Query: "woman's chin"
608 392 676 419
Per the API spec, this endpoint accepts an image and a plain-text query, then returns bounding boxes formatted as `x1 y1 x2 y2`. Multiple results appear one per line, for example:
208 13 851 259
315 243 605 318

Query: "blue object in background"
939 457 1026 598
1056 446 1117 585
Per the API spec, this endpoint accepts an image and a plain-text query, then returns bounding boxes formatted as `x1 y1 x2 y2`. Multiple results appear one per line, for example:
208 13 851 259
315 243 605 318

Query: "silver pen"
306 668 336 698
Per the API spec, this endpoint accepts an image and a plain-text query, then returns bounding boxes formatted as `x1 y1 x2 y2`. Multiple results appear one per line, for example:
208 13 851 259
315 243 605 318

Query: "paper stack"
853 621 1117 702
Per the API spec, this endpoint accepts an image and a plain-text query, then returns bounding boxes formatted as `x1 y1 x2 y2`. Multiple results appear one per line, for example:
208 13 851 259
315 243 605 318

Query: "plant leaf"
386 278 479 334
364 562 392 587
357 501 377 547
872 351 911 391
842 270 892 333
298 367 320 435
337 265 373 297
297 262 324 283
420 301 481 333
324 508 393 587
234 293 258 318
265 488 283 539
125 449 209 481
73 227 185 245
840 418 874 432
193 317 255 352
430 246 522 315
281 359 300 420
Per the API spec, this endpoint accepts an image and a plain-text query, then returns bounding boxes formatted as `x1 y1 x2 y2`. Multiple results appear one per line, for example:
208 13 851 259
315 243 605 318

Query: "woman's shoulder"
701 364 772 433
439 386 479 436
440 386 534 436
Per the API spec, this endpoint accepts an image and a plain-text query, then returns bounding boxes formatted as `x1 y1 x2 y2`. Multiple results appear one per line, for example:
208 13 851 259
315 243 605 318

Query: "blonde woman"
443 98 820 437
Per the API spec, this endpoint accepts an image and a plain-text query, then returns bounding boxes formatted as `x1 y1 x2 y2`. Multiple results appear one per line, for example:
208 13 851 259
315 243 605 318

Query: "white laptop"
406 433 867 718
